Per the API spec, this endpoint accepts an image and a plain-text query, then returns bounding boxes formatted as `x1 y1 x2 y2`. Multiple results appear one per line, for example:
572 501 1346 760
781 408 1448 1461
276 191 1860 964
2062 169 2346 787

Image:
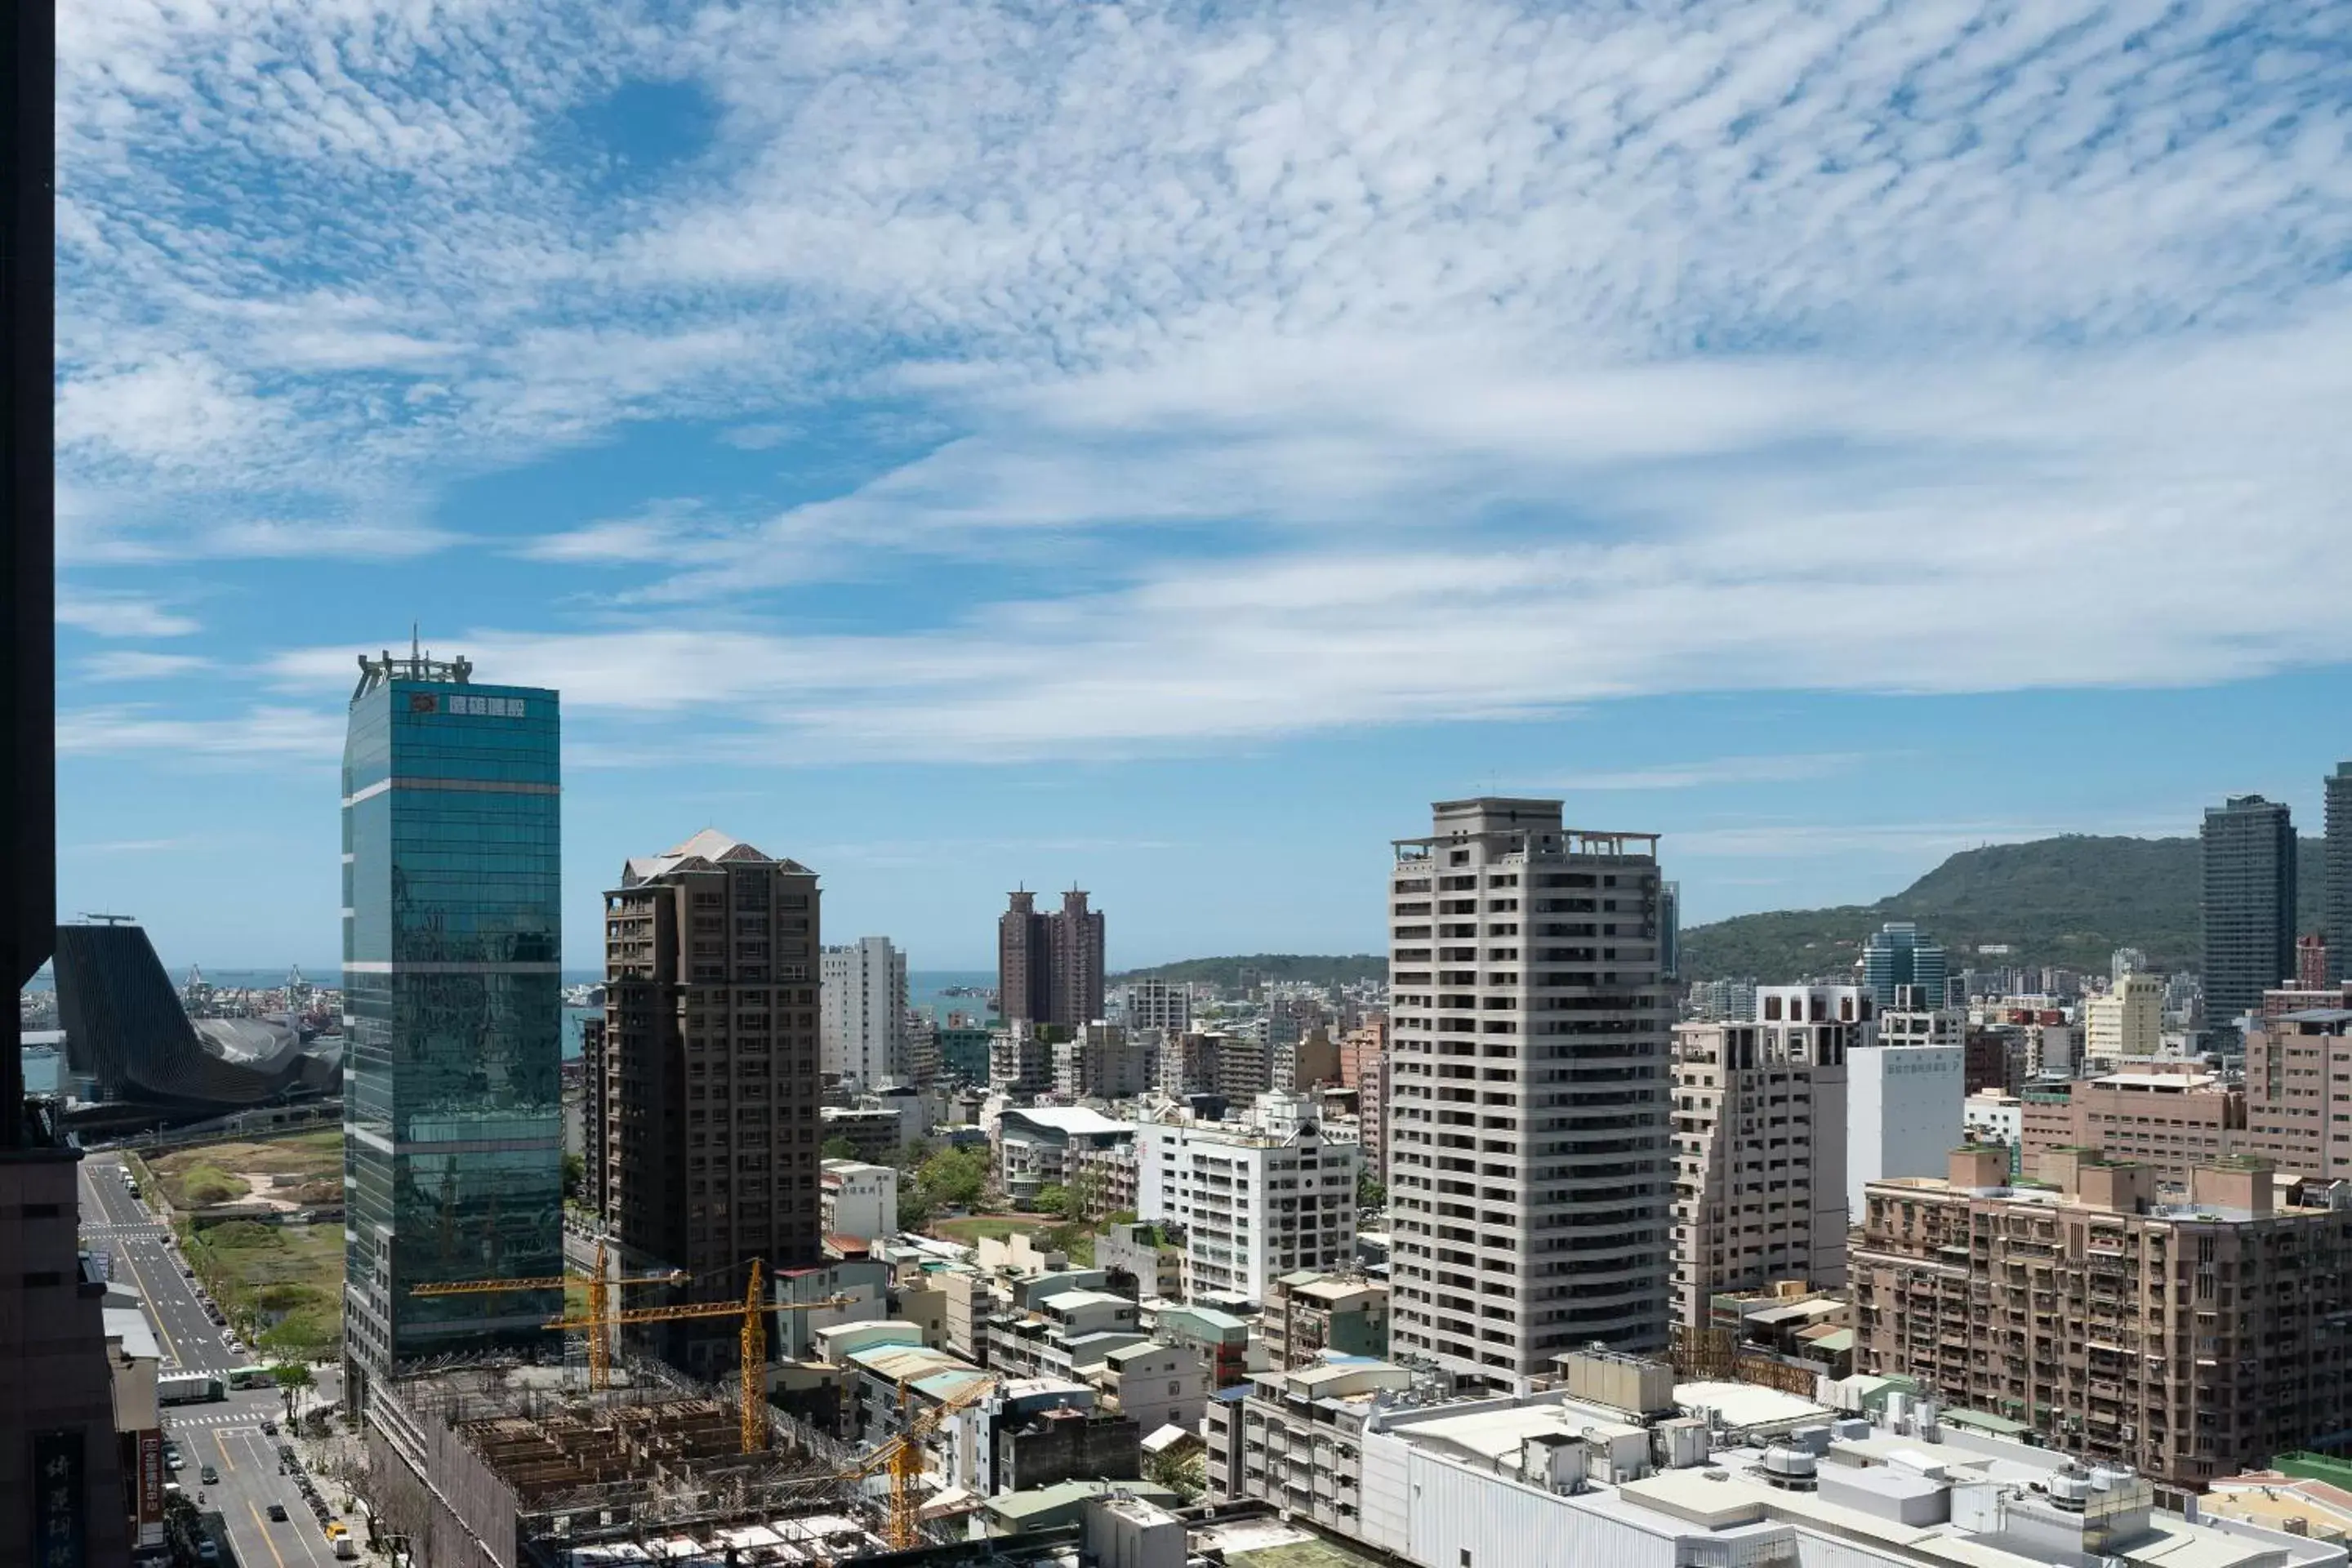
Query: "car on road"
260 1418 276 1435
199 1464 218 1485
267 1505 288 1523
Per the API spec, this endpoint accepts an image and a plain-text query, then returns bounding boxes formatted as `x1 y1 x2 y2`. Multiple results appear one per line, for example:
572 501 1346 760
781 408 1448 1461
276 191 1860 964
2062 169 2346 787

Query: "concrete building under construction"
363 1363 878 1568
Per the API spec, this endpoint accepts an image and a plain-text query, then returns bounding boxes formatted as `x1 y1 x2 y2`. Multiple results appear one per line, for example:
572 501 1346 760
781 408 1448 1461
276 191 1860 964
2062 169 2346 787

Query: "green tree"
561 1152 586 1200
894 1137 934 1172
1143 1446 1206 1502
1357 1174 1386 1209
898 1180 936 1233
1035 1183 1073 1219
273 1361 315 1426
918 1147 988 1210
821 1135 860 1162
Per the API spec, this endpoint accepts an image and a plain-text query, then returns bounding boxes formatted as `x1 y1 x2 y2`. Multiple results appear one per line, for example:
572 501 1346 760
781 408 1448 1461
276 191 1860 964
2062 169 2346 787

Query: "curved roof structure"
52 922 341 1116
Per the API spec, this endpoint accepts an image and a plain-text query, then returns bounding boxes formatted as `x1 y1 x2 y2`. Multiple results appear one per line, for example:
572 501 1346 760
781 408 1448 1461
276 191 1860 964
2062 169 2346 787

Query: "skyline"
47 0 2352 969
51 719 2352 975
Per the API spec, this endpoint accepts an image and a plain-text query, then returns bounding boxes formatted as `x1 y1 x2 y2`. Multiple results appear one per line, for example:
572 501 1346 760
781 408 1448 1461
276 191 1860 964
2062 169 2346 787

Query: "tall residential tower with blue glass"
341 647 563 1414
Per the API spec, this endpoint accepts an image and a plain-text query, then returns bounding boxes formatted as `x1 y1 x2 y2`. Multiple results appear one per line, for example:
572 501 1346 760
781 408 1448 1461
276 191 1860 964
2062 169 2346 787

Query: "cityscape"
7 7 2352 1568
13 648 2352 1568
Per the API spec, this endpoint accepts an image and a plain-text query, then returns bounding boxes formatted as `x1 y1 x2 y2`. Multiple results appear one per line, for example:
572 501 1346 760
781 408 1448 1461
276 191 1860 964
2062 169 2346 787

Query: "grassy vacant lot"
165 1130 349 1361
929 1214 1051 1245
152 1130 344 1211
181 1217 345 1362
928 1213 1096 1265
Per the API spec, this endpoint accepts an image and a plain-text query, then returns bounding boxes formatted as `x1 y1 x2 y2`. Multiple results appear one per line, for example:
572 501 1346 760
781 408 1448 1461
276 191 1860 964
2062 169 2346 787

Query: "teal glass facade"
341 670 563 1401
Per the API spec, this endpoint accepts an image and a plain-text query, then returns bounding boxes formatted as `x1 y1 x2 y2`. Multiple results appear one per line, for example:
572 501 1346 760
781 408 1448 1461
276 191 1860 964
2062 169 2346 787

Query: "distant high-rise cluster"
998 888 1105 1031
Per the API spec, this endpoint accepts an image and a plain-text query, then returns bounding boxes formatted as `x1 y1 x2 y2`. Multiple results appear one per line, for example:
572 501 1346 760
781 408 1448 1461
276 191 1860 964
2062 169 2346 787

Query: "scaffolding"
375 1357 862 1566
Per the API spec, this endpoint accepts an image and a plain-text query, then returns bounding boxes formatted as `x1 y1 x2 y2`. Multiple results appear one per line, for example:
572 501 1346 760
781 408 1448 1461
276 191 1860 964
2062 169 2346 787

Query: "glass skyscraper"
2202 793 2296 1041
341 649 563 1413
2328 763 2351 986
1862 920 1947 1010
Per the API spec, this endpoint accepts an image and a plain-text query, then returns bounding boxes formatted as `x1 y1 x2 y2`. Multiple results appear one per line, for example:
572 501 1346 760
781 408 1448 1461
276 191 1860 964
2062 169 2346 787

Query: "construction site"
364 1357 891 1568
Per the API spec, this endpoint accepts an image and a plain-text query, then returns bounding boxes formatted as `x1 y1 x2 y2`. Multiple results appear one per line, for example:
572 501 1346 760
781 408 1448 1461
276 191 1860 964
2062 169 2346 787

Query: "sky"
49 0 2352 973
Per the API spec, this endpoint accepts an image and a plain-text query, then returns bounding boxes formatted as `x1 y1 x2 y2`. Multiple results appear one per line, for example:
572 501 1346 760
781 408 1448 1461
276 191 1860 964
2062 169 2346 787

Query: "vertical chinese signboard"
136 1429 166 1545
31 1429 87 1568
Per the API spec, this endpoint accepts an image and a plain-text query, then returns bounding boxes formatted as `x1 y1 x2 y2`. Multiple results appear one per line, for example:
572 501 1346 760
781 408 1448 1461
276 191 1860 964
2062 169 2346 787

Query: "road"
81 1155 353 1568
79 1156 241 1374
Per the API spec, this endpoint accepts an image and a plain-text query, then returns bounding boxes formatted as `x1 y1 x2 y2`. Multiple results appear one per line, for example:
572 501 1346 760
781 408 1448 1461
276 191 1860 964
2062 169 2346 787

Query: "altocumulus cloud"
53 0 2352 758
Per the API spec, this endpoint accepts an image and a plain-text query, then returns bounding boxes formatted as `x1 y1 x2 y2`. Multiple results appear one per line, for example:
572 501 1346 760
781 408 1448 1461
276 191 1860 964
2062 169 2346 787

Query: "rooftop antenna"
78 912 136 925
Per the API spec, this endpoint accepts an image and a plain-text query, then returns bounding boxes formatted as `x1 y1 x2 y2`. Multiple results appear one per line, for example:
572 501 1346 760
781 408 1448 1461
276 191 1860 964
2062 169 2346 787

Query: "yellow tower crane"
842 1373 1001 1550
412 1240 686 1391
542 1260 854 1454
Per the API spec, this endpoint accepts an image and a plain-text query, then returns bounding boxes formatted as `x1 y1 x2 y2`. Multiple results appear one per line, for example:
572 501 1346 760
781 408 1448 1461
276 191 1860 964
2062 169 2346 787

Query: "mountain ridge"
1679 833 2327 981
1112 835 2329 991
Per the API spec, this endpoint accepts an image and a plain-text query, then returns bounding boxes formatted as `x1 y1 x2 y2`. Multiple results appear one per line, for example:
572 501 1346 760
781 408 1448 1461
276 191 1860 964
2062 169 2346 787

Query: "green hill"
1112 953 1387 991
1681 834 2327 982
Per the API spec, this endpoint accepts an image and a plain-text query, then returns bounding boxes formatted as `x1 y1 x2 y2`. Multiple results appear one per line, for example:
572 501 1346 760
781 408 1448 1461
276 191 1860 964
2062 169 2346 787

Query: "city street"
80 1155 354 1568
79 1155 247 1373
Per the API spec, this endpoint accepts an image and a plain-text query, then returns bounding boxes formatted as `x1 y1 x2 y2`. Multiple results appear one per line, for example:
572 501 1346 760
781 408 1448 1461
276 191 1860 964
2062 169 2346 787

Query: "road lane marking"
247 1500 290 1568
115 1240 183 1365
215 1430 238 1473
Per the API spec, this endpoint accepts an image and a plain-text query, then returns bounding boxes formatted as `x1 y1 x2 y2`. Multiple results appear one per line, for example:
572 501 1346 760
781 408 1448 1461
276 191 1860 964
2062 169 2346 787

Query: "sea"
555 968 997 1060
22 968 1000 1077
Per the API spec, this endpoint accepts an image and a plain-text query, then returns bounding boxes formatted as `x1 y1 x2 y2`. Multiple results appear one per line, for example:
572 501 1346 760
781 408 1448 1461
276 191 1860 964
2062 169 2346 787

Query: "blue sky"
50 0 2352 973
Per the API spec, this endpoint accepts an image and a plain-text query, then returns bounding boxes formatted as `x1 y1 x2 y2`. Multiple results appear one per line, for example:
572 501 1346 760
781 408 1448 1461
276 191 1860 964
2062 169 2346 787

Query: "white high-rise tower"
1385 798 1672 1387
822 936 909 1089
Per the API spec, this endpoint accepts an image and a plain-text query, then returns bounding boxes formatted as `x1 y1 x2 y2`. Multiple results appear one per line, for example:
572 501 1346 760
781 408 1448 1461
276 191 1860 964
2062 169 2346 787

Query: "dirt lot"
152 1130 344 1211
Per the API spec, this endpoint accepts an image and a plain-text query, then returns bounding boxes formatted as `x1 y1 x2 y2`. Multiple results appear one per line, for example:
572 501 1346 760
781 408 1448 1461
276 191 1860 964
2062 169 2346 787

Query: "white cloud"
56 704 343 761
54 0 2352 752
79 650 212 682
275 318 2340 763
518 501 727 564
56 354 270 466
199 519 462 559
56 592 201 639
1536 755 1869 792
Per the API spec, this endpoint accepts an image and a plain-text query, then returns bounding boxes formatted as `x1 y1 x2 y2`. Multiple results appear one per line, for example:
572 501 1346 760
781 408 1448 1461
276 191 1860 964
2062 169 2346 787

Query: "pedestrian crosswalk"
164 1410 265 1430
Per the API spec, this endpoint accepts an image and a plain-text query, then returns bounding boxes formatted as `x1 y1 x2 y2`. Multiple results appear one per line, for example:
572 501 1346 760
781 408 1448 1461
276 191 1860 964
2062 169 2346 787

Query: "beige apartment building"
2085 971 2166 1058
2018 1070 2246 1185
1668 1018 1849 1328
2243 1008 2352 1177
1386 798 1671 1384
1852 1144 2352 1489
597 830 824 1375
